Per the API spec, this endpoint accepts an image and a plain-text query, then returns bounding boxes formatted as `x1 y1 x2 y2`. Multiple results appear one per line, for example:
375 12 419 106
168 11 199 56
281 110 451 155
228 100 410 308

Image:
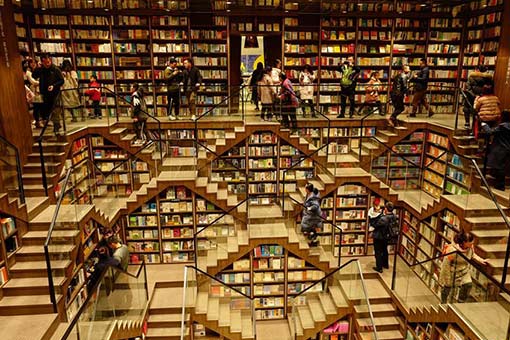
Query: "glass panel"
0 137 23 204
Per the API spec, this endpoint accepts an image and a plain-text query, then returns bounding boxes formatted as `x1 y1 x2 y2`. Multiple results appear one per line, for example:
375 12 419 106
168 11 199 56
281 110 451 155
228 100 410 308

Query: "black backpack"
385 214 399 244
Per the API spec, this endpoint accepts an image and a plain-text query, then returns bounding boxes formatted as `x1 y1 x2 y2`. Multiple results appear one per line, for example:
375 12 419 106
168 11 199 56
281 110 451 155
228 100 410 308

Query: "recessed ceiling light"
342 10 347 13
420 3 427 6
227 9 231 12
226 1 232 4
293 2 298 5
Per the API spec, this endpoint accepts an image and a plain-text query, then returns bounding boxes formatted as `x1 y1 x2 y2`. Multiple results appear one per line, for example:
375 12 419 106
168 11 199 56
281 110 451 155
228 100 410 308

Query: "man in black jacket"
183 58 203 120
485 110 510 191
388 65 408 127
32 54 64 135
410 58 433 118
164 57 183 120
372 201 397 273
463 65 493 130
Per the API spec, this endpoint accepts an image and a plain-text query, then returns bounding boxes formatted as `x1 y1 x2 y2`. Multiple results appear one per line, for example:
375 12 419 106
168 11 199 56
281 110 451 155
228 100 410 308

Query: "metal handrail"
0 135 25 204
61 261 147 340
356 259 379 340
44 167 73 312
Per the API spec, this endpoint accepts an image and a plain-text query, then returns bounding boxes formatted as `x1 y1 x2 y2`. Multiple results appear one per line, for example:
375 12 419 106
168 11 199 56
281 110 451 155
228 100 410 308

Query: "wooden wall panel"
494 0 510 110
0 1 32 164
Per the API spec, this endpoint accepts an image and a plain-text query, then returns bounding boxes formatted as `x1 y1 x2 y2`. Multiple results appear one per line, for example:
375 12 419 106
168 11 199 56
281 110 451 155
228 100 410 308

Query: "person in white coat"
299 64 315 117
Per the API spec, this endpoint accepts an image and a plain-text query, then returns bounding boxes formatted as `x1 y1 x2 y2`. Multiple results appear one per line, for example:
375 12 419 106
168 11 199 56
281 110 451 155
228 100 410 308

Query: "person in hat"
164 57 183 120
368 197 383 232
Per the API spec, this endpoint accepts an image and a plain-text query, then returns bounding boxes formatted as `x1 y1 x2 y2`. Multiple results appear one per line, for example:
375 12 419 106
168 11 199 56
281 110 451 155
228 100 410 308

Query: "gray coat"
301 193 323 231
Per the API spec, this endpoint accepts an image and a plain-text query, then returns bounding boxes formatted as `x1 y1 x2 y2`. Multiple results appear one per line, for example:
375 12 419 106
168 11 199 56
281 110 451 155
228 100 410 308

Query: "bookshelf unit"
248 132 278 206
127 200 161 264
0 216 20 281
216 245 324 320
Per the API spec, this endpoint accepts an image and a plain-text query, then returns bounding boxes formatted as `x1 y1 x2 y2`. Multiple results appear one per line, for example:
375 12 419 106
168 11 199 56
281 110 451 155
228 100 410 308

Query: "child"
131 83 148 145
84 75 102 119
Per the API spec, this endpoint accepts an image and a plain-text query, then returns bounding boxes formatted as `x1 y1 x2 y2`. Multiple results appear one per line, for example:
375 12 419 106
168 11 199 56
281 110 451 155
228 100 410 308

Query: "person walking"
183 57 202 120
250 62 264 111
410 58 433 117
258 66 275 121
279 72 298 131
484 110 510 191
372 201 397 273
388 65 408 127
84 75 102 119
60 60 81 122
439 231 487 303
463 65 493 130
32 53 65 135
301 183 323 246
359 71 384 116
337 56 360 118
23 58 44 128
299 64 316 117
131 83 148 145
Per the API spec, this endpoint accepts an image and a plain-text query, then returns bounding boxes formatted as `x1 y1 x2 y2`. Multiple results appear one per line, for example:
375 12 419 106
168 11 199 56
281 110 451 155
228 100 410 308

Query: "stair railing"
61 261 147 340
288 259 378 340
44 167 72 312
182 265 256 340
0 135 25 204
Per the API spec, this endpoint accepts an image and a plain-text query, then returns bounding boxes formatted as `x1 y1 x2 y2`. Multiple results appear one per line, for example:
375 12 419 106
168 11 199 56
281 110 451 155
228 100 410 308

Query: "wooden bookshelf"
216 245 324 320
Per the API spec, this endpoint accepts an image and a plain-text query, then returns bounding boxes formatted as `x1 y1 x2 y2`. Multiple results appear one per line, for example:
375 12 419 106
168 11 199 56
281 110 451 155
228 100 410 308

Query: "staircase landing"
256 319 292 340
0 313 59 340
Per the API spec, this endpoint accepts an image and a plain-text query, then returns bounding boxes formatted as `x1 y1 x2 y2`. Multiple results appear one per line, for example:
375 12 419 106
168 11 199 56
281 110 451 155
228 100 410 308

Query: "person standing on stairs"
249 62 264 111
463 65 493 131
131 83 148 145
60 60 81 122
483 109 510 191
388 65 408 127
32 53 65 136
164 57 183 120
409 58 434 118
337 56 360 119
279 72 298 131
299 64 316 117
183 57 202 120
439 231 487 303
301 183 323 247
372 201 397 273
258 66 276 121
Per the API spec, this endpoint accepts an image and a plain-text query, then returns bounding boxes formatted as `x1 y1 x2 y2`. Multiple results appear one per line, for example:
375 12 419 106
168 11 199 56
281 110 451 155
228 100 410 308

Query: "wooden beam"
494 0 510 109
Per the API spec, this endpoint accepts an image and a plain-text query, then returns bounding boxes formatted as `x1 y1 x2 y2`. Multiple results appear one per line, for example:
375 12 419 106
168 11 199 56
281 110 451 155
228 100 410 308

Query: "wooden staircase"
287 285 351 340
194 290 254 340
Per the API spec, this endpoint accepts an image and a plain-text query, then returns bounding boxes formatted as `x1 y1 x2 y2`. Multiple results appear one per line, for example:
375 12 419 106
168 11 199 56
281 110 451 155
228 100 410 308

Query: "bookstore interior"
0 0 509 339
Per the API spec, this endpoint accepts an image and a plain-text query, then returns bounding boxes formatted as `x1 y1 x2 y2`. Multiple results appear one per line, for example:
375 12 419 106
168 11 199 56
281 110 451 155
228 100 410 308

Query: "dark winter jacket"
372 212 397 240
301 192 323 232
391 73 407 96
183 66 203 92
32 64 64 97
164 66 184 92
466 71 493 97
131 91 148 121
487 122 510 170
410 66 430 91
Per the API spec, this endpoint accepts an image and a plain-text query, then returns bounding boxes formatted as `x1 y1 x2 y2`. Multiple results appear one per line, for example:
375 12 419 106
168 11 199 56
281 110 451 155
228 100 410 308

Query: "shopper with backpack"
372 201 398 273
337 56 360 118
301 183 323 247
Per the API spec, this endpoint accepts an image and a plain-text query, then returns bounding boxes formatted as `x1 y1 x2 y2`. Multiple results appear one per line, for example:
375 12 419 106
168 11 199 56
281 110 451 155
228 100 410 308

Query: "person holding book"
249 62 264 111
32 53 65 136
299 64 316 117
410 58 434 117
60 60 81 122
439 231 487 303
84 75 102 119
130 83 148 145
278 72 298 131
301 183 323 247
183 57 202 120
359 71 384 116
388 65 408 127
337 56 360 118
164 57 183 120
463 65 493 130
258 66 276 121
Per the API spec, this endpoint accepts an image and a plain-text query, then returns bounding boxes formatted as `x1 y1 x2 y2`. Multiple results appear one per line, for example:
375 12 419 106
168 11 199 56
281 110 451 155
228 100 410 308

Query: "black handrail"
285 194 343 266
292 259 358 298
61 261 146 340
471 159 510 286
0 135 25 204
185 265 252 299
44 167 73 312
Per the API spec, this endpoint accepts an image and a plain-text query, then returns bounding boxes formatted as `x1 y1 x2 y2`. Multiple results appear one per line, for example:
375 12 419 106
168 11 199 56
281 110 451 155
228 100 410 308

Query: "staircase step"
318 292 337 315
318 173 335 184
0 294 61 315
218 302 231 327
146 327 188 339
2 276 66 295
373 330 405 340
24 196 50 220
230 309 242 333
195 177 208 187
121 133 136 141
23 230 80 240
10 260 71 277
307 296 326 322
297 306 315 329
241 314 254 339
206 183 218 193
206 297 219 321
308 180 324 191
355 303 396 317
17 244 74 255
287 313 304 336
110 128 126 134
329 286 348 308
358 316 400 328
471 229 508 240
195 292 208 314
148 313 188 327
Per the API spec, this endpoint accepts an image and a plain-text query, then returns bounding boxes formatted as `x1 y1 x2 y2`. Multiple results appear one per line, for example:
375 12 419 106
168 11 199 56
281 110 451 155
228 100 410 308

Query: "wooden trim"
494 0 510 109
